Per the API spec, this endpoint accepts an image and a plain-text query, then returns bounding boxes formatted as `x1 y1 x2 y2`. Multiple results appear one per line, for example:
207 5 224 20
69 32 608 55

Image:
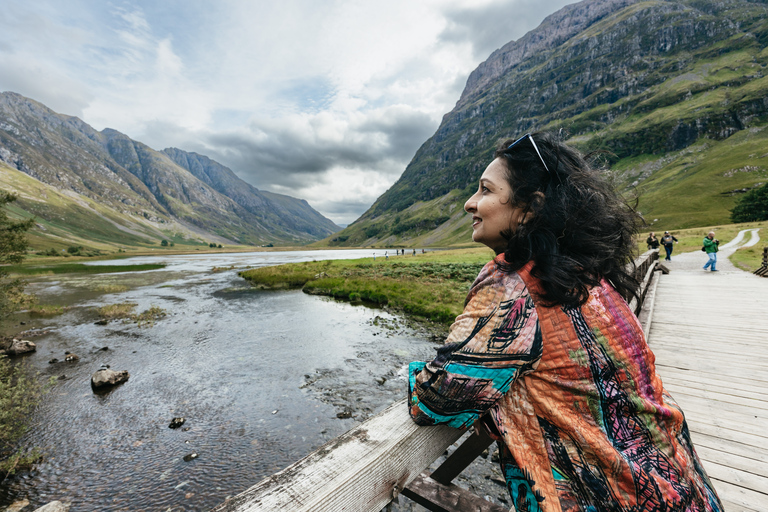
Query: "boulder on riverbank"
33 501 71 512
91 368 129 390
1 339 37 356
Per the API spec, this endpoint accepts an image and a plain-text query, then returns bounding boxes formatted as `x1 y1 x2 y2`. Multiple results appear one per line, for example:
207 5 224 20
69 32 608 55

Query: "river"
0 250 444 511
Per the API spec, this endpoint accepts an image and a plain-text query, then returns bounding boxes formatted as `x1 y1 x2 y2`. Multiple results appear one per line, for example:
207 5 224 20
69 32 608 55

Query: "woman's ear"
519 192 545 225
529 191 545 210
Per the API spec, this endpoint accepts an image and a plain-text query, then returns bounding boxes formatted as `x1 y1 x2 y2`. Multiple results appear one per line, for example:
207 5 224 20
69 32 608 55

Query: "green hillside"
0 162 197 252
322 0 768 248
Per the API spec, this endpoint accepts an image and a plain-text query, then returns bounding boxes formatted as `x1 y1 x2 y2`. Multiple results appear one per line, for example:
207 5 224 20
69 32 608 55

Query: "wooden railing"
212 250 663 512
754 247 768 277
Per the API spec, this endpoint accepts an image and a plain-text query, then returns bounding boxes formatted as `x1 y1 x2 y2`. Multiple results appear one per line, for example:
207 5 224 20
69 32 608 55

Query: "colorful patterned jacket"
408 255 723 512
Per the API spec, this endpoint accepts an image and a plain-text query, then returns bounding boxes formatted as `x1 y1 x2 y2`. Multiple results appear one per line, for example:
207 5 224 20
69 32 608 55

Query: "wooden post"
754 247 768 277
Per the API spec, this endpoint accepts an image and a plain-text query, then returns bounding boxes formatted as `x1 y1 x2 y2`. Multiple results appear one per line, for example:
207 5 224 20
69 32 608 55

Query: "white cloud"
0 0 578 224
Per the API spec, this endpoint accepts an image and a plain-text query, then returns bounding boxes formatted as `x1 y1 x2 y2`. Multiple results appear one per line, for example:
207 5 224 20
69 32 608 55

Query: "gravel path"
659 228 761 273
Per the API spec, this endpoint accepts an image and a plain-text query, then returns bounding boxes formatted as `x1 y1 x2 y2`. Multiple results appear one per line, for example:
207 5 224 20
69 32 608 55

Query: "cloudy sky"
1 0 575 225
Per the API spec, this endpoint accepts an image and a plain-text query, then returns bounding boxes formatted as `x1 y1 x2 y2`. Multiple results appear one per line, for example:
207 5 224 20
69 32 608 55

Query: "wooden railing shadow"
212 250 661 512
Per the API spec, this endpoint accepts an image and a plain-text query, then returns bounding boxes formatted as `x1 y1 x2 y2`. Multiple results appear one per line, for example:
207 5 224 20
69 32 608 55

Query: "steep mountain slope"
0 92 339 248
329 0 768 247
161 148 338 237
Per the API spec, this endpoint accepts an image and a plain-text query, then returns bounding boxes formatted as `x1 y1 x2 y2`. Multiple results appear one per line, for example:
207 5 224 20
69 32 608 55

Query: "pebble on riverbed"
183 452 198 462
169 417 186 429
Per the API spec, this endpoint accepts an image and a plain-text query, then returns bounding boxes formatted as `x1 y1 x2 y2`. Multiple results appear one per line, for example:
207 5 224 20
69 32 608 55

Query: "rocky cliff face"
328 0 768 246
0 92 339 246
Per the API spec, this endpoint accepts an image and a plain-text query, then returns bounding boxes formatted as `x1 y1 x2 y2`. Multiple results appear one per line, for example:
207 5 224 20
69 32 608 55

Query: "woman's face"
464 158 524 254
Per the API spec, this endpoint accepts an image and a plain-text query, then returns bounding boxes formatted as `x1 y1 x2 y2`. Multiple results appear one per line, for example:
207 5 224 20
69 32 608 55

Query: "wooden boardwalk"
647 234 768 512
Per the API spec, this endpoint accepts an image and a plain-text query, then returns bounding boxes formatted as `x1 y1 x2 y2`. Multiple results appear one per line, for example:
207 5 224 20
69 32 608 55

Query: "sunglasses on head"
506 133 550 174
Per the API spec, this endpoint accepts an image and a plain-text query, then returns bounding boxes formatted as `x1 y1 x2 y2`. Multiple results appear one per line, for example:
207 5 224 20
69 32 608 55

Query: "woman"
647 232 660 250
407 132 722 512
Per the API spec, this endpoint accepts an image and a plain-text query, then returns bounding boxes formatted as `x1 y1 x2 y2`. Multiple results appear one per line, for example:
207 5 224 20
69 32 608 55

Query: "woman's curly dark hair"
494 131 641 307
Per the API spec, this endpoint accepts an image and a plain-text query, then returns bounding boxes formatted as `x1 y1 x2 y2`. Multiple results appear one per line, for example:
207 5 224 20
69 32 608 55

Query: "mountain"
327 0 768 247
0 92 339 250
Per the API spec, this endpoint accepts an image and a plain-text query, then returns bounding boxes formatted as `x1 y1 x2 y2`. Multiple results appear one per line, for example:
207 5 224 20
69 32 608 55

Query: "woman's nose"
464 196 476 213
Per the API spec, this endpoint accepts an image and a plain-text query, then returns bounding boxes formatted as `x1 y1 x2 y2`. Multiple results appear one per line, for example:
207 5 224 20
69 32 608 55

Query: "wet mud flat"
1 251 510 511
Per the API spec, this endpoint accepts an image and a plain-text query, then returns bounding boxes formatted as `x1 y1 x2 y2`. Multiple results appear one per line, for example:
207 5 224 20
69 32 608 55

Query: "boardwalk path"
647 229 768 511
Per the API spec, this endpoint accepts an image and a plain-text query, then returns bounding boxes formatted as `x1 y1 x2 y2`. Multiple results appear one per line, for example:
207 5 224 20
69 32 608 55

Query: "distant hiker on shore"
661 230 678 260
646 231 660 250
407 132 723 511
703 231 720 272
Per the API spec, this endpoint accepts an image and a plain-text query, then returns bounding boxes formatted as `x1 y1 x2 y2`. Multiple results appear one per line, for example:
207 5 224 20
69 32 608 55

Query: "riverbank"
239 247 494 326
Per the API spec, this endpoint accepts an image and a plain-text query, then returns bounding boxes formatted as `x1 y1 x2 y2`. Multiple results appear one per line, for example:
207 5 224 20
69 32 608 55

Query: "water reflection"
1 250 441 511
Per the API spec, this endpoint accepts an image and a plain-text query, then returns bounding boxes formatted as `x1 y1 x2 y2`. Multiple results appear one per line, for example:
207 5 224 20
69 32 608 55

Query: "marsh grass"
95 303 167 326
131 305 167 327
93 284 129 293
28 304 66 316
7 263 166 276
240 248 493 325
97 303 137 320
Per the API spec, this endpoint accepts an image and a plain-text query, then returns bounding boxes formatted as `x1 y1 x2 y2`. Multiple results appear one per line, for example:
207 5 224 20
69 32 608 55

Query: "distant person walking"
702 231 720 272
646 232 660 251
661 231 678 261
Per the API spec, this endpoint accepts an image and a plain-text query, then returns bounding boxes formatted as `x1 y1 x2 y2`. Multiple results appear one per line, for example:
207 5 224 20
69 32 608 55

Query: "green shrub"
731 183 768 223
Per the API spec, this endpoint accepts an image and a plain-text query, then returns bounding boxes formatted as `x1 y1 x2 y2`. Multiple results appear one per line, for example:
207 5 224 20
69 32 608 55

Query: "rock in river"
3 339 36 356
91 368 130 390
33 501 71 512
169 417 186 429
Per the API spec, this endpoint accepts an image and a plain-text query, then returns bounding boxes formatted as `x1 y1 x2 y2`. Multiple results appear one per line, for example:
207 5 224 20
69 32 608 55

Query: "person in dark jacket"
661 231 678 260
646 232 660 250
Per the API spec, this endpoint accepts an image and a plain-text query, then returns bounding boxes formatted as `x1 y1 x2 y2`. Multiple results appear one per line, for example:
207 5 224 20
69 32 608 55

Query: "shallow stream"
0 250 444 511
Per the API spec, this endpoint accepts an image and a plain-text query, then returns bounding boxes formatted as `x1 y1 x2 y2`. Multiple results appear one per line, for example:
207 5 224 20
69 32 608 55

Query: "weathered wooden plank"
694 444 768 486
663 387 768 412
402 473 508 512
211 399 463 512
705 459 768 500
688 431 768 464
675 408 768 438
710 476 768 511
656 364 768 387
651 353 768 378
657 373 768 401
685 419 768 451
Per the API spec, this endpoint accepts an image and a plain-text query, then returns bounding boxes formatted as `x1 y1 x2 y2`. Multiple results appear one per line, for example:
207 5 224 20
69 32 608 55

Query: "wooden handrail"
213 251 663 512
211 400 463 512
